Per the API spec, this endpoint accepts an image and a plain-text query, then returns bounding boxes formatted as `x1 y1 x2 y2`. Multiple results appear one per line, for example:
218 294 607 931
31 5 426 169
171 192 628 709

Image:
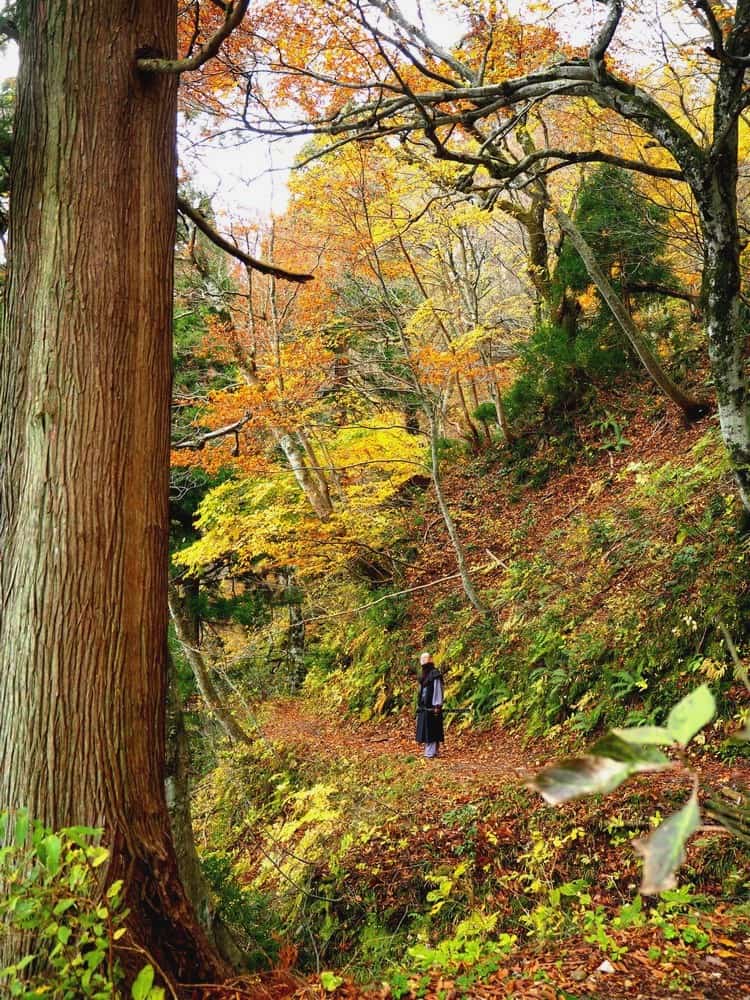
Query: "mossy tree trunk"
698 78 750 507
0 1 226 988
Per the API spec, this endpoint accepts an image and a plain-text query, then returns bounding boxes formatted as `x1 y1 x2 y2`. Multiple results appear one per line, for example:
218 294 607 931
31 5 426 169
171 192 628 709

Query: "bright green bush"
0 810 162 1000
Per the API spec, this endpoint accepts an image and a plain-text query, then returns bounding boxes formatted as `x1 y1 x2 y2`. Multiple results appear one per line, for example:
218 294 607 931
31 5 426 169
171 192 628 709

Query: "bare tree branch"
365 0 476 84
589 0 623 82
137 0 249 75
173 413 251 451
177 196 314 283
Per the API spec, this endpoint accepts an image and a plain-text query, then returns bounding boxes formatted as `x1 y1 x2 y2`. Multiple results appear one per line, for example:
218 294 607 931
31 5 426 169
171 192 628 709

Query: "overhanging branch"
173 413 251 451
137 0 249 74
177 196 314 283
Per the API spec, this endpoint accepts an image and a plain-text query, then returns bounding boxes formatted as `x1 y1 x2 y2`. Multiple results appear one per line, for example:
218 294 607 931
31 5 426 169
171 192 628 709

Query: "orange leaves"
461 8 574 83
410 341 484 388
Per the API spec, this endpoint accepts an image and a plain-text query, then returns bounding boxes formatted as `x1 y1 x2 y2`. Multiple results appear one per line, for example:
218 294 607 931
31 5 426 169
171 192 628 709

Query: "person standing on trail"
416 652 444 759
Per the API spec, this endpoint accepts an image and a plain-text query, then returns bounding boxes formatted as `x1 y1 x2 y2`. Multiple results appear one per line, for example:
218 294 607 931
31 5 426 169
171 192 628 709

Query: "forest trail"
258 698 748 798
244 700 750 1000
259 699 539 788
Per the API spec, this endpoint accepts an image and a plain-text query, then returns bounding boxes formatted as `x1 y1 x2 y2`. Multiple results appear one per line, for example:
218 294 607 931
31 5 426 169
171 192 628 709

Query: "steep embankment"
195 395 750 999
305 396 749 744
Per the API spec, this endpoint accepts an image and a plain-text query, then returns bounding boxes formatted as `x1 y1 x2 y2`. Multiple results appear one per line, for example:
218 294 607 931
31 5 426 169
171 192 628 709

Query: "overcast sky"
0 2 685 228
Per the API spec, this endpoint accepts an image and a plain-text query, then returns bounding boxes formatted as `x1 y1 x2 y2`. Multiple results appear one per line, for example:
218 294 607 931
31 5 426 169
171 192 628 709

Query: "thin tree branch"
365 0 477 84
173 413 251 451
299 573 464 625
177 196 314 283
476 148 684 183
137 0 249 74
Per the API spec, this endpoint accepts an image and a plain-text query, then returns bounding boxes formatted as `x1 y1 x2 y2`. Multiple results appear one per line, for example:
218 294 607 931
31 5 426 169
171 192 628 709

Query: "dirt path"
259 699 540 784
258 699 748 795
248 700 750 1000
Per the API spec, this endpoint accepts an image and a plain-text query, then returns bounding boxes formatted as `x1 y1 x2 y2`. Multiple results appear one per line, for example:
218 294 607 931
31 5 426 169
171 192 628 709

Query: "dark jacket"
416 667 444 744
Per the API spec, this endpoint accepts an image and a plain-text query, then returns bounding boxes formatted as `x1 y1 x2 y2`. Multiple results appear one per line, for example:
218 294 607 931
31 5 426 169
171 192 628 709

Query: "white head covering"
420 651 433 665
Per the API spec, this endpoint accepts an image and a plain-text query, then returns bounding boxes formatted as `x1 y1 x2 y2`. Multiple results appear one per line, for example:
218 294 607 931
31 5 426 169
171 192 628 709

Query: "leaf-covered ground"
189 393 750 1000
196 699 750 1000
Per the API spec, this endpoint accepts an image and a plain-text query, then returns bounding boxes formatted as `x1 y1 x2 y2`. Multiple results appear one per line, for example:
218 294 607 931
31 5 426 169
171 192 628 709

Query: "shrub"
0 810 162 999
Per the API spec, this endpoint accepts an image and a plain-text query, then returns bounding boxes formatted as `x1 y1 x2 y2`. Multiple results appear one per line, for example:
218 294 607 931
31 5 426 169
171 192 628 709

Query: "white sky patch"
0 2 697 227
0 39 16 77
179 126 303 224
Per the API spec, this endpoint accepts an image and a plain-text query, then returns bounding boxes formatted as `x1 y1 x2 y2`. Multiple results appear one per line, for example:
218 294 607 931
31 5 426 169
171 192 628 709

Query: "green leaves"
0 810 127 999
530 735 670 806
131 965 155 1000
666 685 715 745
38 834 62 875
14 809 29 847
634 793 700 895
612 726 674 745
530 687 718 893
614 685 716 748
320 971 344 993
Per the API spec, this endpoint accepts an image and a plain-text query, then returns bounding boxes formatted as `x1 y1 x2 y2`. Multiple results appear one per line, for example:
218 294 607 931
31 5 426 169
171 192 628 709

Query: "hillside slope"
305 395 749 747
195 391 750 999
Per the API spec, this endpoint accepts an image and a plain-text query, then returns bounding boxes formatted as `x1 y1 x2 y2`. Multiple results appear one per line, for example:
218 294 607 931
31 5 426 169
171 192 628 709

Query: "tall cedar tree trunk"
0 2 227 987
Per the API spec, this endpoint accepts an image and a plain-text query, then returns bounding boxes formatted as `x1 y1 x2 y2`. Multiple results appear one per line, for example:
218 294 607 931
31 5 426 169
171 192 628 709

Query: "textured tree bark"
0 1 227 988
697 66 750 508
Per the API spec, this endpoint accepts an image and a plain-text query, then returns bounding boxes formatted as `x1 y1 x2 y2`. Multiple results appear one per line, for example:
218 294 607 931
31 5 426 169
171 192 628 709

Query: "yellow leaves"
577 285 599 313
174 415 427 583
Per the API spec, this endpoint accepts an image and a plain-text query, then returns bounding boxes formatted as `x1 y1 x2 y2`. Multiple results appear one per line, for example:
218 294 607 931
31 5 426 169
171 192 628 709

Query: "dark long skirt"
416 709 444 745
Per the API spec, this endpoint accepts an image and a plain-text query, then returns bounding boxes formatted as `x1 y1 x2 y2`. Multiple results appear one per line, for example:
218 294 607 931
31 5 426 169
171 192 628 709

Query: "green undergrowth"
192 733 750 992
191 420 750 990
304 428 750 748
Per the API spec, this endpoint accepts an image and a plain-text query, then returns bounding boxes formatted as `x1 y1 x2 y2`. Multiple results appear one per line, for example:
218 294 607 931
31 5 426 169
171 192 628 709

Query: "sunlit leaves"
174 414 427 581
666 684 716 746
612 686 716 749
612 725 675 745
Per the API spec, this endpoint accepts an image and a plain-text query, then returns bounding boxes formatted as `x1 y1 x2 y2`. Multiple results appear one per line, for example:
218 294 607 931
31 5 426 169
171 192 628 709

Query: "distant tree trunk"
297 427 334 512
232 334 335 519
696 97 750 507
0 2 227 987
493 191 552 323
427 412 488 616
168 582 253 746
282 570 306 690
525 194 553 323
477 343 513 444
493 390 513 444
274 428 334 518
166 669 249 970
553 205 709 420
